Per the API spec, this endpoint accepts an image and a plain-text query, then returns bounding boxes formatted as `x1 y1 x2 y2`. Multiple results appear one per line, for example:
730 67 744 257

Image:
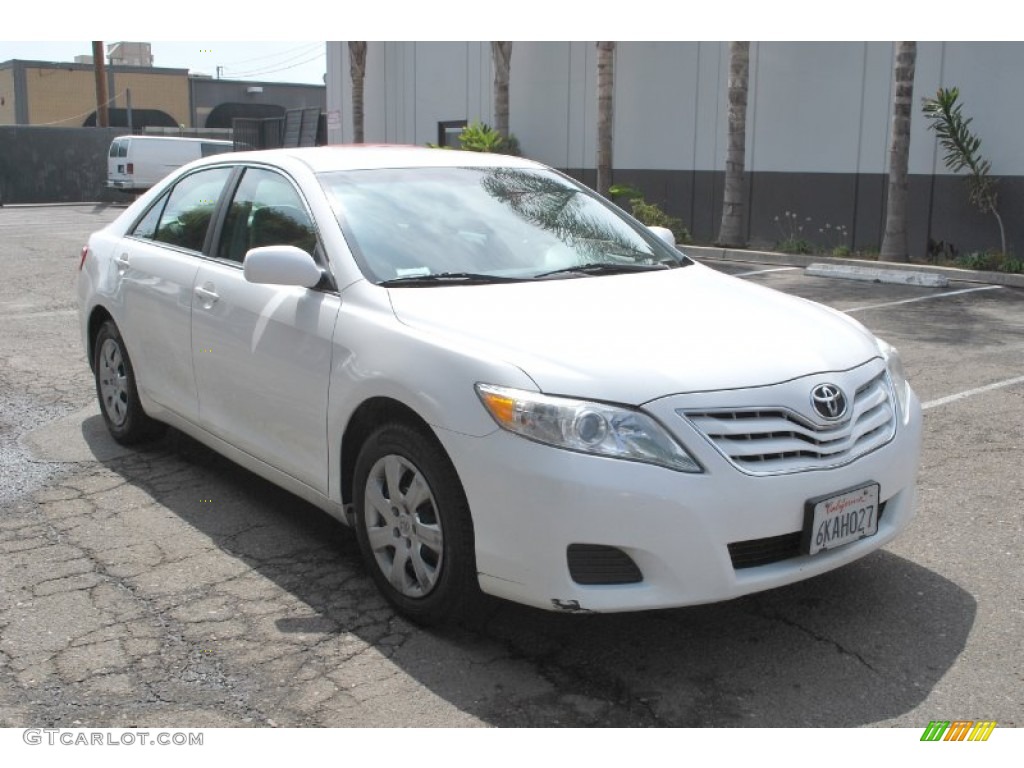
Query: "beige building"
0 65 15 125
0 59 191 128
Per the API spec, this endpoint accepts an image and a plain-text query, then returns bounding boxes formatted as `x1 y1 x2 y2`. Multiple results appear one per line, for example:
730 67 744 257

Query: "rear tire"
353 422 480 625
93 320 165 445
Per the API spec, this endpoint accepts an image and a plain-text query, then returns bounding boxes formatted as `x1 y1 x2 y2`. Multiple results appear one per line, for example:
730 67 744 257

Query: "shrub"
609 183 643 203
426 121 522 156
955 250 1024 273
777 237 813 254
629 197 691 244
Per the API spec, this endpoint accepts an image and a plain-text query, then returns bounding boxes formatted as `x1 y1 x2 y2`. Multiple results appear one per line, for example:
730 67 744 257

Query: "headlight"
476 384 702 473
877 338 910 423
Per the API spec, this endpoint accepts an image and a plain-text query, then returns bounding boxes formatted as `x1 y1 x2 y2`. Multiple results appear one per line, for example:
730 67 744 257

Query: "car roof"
217 144 544 173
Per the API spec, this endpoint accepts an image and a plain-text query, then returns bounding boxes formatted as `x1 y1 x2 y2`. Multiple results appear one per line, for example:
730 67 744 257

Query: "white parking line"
732 267 800 277
1 309 77 320
845 285 1002 313
923 375 1024 410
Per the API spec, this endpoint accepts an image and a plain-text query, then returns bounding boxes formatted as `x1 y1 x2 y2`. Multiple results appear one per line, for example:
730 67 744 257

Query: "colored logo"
920 720 997 741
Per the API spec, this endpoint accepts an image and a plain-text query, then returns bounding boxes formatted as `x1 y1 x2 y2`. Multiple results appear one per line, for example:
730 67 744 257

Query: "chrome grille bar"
681 370 896 475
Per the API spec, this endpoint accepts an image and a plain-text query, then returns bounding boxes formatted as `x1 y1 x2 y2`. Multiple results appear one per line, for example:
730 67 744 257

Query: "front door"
190 167 339 494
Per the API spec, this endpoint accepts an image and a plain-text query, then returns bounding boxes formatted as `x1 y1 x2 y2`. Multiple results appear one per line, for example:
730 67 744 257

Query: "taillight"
79 246 89 271
126 163 134 174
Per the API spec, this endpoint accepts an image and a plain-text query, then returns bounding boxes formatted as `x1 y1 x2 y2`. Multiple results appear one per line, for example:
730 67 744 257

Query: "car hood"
386 263 881 405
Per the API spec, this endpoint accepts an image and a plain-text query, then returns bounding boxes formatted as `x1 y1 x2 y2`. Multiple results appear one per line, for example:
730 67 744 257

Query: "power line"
223 48 325 79
216 41 321 68
35 89 128 126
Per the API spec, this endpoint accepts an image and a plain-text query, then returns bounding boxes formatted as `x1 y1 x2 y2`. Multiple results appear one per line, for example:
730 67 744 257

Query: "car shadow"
83 416 975 727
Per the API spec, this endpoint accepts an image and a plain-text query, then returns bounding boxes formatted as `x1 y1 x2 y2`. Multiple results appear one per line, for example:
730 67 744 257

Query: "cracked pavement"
0 206 1021 728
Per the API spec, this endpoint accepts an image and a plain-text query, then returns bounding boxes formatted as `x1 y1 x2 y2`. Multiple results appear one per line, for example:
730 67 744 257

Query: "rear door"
191 166 339 493
107 137 131 189
113 165 235 421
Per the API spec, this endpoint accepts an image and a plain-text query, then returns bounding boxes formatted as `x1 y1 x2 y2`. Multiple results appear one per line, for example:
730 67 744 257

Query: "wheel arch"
340 397 438 507
86 305 115 372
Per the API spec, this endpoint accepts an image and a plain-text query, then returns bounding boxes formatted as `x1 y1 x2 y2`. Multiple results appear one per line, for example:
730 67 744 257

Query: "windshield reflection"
320 166 687 284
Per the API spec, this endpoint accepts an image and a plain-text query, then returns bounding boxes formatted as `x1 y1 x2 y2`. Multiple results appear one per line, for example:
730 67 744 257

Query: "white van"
107 136 235 192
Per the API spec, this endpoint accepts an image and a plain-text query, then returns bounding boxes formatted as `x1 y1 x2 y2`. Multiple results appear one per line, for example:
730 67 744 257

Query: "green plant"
774 211 813 253
428 121 522 155
609 183 643 203
777 238 812 254
816 221 849 253
954 250 1024 273
457 121 504 152
606 184 691 243
923 87 1007 256
629 197 691 244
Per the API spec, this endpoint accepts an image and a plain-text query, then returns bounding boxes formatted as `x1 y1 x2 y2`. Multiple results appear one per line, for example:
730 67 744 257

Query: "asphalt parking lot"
0 204 1021 728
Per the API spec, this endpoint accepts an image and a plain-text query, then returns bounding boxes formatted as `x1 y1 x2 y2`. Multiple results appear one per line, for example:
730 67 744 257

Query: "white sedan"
77 146 922 623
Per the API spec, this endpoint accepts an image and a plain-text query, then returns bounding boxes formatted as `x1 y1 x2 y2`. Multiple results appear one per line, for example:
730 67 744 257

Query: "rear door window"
130 193 169 240
151 167 233 252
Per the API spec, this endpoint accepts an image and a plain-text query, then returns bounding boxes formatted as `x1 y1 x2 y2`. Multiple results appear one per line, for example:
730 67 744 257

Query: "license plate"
802 483 879 555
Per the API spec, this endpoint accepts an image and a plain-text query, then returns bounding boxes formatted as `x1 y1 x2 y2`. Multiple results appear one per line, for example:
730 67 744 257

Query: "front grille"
729 502 887 569
567 544 643 585
682 370 895 475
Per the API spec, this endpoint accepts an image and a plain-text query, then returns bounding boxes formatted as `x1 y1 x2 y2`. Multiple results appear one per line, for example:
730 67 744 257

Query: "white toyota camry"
77 145 923 623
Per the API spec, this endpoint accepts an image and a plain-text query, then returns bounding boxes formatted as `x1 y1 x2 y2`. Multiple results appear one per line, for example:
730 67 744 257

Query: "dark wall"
575 168 1022 257
192 80 325 128
0 126 129 204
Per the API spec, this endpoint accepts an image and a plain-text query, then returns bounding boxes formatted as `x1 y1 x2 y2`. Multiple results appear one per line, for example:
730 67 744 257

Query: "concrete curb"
805 263 949 287
682 244 1024 289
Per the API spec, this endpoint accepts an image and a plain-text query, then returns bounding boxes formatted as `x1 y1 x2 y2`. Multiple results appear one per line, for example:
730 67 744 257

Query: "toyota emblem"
811 383 848 421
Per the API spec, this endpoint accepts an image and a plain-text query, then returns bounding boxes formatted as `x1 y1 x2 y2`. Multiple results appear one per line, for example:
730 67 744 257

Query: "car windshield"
318 166 690 285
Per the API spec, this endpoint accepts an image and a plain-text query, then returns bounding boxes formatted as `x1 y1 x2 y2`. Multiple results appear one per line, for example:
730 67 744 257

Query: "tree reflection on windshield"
322 165 683 284
480 168 658 265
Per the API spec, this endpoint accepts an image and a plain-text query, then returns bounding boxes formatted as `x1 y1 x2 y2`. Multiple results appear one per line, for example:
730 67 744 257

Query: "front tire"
353 422 480 625
93 320 165 444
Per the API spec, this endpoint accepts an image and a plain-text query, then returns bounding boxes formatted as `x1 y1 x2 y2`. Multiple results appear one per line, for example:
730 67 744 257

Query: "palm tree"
716 42 750 247
491 42 513 140
596 42 615 197
349 42 368 144
879 42 917 262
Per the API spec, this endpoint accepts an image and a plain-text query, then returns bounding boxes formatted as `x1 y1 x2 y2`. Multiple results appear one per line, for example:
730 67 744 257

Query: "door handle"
194 286 220 303
114 253 130 271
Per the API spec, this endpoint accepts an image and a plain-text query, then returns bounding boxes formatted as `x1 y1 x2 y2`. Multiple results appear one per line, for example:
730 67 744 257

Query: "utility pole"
92 41 109 127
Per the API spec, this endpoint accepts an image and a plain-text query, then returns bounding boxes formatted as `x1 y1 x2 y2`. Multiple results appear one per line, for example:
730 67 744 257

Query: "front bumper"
437 389 922 613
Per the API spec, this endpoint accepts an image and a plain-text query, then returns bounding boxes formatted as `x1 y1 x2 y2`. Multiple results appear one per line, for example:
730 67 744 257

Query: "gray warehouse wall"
0 126 129 204
326 40 1023 257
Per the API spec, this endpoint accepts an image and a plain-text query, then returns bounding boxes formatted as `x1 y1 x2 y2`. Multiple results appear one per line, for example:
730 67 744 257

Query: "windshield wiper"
533 262 674 280
378 272 527 287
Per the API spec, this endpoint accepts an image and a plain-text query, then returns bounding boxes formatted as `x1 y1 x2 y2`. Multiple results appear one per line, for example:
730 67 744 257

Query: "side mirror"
243 246 323 288
648 226 676 248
